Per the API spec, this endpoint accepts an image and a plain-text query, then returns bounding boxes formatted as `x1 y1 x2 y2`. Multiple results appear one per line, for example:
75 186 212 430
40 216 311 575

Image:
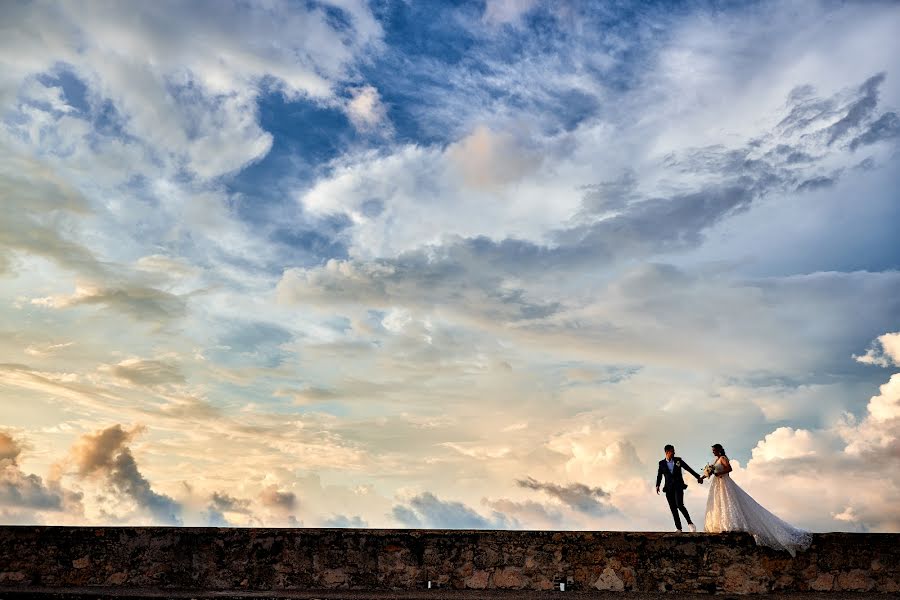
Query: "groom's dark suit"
656 456 701 530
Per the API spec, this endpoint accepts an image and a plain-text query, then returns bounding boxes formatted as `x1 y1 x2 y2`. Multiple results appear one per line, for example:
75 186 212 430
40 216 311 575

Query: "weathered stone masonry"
0 527 898 594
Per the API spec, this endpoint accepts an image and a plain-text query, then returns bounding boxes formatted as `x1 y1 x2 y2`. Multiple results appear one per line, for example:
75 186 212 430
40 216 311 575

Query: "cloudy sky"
1 0 899 532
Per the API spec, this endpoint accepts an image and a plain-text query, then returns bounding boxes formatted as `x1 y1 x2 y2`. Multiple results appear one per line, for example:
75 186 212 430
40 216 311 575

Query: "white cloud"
545 425 645 489
482 0 539 25
854 373 900 429
346 85 388 132
854 332 900 368
24 341 75 359
750 427 836 463
446 125 542 190
1 3 375 179
441 442 511 460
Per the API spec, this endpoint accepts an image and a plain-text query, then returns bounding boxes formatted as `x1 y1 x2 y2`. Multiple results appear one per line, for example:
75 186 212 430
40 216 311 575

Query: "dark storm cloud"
796 176 837 192
515 476 615 516
391 492 514 529
0 431 83 513
71 424 182 525
259 485 297 510
560 185 757 257
783 151 816 165
324 514 367 528
825 73 885 146
577 169 638 214
850 112 900 151
777 73 898 152
0 467 70 511
202 491 252 526
854 157 877 171
210 491 252 514
777 73 889 147
109 447 182 524
391 505 422 527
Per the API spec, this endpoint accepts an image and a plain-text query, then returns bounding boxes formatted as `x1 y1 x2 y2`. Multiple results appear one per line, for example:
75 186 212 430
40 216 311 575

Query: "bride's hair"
712 443 726 456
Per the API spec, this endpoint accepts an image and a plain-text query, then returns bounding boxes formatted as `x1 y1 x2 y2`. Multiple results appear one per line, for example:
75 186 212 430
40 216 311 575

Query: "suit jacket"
656 457 701 493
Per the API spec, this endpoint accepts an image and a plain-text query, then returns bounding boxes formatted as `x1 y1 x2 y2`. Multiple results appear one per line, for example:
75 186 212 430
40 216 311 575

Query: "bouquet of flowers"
703 463 716 478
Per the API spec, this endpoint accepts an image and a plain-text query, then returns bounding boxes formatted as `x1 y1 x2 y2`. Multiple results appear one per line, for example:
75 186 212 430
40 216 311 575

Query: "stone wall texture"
0 527 898 595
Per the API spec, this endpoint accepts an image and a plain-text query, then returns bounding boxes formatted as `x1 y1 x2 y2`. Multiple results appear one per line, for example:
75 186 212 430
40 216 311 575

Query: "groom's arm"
655 462 663 489
681 460 701 480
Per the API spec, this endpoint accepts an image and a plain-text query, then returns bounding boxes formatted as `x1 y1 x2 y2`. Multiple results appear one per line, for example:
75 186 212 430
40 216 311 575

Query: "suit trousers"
665 486 692 530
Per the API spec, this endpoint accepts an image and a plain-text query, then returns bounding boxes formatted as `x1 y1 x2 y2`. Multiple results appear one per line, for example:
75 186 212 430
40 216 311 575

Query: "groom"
655 444 703 532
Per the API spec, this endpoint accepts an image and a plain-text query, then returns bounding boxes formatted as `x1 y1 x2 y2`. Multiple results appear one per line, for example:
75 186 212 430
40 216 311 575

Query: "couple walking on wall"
655 443 812 556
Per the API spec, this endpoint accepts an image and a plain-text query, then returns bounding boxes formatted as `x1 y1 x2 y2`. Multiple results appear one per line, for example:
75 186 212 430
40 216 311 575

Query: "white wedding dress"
704 457 812 556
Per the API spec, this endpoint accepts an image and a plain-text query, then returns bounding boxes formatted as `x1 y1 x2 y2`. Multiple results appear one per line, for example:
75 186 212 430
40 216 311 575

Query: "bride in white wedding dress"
700 444 812 556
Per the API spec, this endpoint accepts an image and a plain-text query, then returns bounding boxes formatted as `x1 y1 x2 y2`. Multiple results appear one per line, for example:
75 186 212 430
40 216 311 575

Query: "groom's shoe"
688 523 697 533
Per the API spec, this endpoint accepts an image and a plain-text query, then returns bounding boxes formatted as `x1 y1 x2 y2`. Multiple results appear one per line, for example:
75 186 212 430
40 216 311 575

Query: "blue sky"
1 0 899 532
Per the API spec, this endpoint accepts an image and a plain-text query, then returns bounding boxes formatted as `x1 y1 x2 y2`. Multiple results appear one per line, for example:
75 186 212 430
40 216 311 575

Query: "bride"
700 443 812 556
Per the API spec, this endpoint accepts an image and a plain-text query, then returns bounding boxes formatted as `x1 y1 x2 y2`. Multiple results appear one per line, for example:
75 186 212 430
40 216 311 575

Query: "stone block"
593 567 625 591
321 569 347 587
809 573 834 591
492 567 525 588
722 563 768 594
879 575 900 593
464 569 489 589
837 568 875 591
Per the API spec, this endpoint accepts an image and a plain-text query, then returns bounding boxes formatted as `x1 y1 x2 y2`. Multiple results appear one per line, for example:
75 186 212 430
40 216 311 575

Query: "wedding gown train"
704 459 812 556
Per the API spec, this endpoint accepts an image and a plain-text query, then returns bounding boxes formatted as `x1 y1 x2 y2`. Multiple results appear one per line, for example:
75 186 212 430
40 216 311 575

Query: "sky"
1 0 899 532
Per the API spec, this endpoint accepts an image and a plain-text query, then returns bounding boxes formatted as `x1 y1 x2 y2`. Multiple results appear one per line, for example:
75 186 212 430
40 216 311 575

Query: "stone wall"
0 527 897 595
